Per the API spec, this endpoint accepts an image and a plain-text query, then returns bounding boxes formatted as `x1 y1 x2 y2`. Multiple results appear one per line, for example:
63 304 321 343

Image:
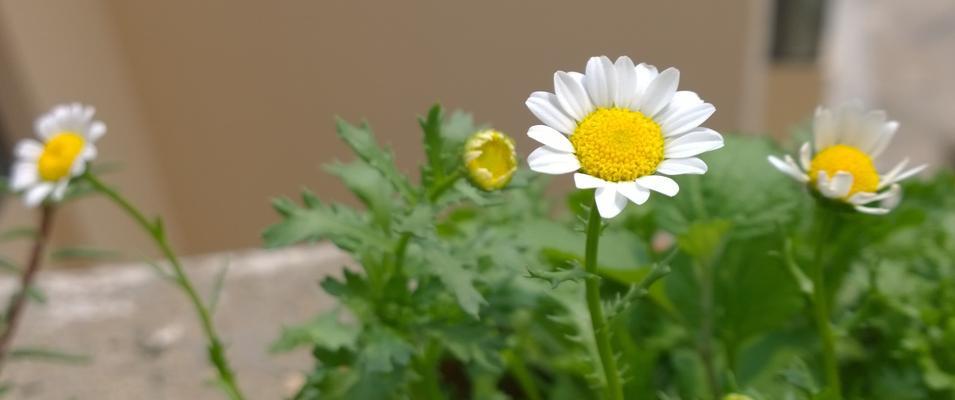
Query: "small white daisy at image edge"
9 103 105 207
525 55 724 219
768 103 927 215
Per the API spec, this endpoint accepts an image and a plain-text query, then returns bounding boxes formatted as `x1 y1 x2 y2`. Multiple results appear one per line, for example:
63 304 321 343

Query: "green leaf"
419 104 445 188
358 328 413 373
335 118 415 202
49 246 121 262
0 256 20 274
270 309 360 353
325 161 395 230
0 227 36 243
8 347 90 364
677 219 732 262
414 243 486 318
263 192 392 252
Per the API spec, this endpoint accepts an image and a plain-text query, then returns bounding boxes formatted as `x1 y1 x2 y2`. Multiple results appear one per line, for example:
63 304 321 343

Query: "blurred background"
0 0 953 398
1 0 952 259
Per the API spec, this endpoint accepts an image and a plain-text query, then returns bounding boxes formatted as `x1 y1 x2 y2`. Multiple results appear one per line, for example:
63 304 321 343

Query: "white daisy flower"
768 103 926 215
9 103 105 207
525 56 724 218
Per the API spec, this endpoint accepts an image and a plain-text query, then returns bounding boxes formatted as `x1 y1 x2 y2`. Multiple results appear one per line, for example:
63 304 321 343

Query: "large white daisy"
525 56 724 219
768 103 926 215
9 103 105 207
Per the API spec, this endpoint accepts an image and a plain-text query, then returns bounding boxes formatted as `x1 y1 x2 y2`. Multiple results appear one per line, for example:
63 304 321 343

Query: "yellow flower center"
570 107 664 182
464 130 517 191
38 132 86 181
808 144 879 196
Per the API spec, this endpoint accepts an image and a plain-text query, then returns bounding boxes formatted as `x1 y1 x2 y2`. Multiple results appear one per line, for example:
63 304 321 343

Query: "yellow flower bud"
463 129 517 191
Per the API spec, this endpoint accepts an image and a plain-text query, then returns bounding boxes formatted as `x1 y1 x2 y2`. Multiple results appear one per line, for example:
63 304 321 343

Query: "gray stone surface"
0 244 347 399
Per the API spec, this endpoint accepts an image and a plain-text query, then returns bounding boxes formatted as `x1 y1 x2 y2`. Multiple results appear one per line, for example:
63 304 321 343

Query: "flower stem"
809 207 841 399
427 169 464 202
83 173 246 400
583 201 624 400
697 257 721 400
0 204 56 374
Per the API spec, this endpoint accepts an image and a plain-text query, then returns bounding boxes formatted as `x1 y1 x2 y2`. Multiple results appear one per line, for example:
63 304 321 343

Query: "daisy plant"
526 56 724 400
8 103 247 399
0 104 103 371
769 103 926 399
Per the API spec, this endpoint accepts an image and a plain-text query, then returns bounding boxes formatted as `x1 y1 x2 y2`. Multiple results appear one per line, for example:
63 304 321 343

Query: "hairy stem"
810 206 841 399
0 204 55 374
84 174 245 400
583 201 624 400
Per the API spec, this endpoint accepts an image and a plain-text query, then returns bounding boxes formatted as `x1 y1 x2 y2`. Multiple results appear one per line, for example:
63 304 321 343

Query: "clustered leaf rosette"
463 129 517 191
525 55 725 218
10 103 105 207
768 103 926 215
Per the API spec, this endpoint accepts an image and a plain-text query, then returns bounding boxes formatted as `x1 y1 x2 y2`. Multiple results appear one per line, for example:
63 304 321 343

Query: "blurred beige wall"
1 0 782 257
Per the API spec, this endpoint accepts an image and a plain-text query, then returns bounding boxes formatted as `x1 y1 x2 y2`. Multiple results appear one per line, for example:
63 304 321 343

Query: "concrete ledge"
0 244 347 399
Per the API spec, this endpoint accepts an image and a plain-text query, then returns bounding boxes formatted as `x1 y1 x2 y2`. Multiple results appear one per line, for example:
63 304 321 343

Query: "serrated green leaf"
271 309 360 353
325 161 395 230
264 195 392 252
419 104 445 188
358 328 413 373
335 118 415 202
415 244 486 318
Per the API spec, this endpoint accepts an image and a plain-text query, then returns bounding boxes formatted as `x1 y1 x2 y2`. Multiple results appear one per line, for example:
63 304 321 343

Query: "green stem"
503 348 542 400
84 173 245 400
414 340 445 400
427 169 464 202
583 201 624 400
697 258 721 400
809 207 841 399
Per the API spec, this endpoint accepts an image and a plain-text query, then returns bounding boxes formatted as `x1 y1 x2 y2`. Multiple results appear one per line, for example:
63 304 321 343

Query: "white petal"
613 56 637 108
527 146 580 175
70 157 87 176
890 164 927 184
15 139 43 160
527 125 574 152
81 144 98 160
595 186 627 219
656 157 708 175
854 205 891 215
554 71 594 121
35 114 58 139
574 173 608 189
635 175 679 196
849 184 900 206
869 120 898 158
632 63 659 110
813 106 836 151
855 110 887 155
835 102 865 148
584 56 615 108
23 183 53 207
616 181 650 205
526 92 577 134
661 103 715 137
768 155 809 183
88 121 107 142
664 128 724 158
799 142 812 170
880 184 903 210
879 158 909 189
10 162 38 190
817 171 853 199
51 180 70 201
639 67 680 117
